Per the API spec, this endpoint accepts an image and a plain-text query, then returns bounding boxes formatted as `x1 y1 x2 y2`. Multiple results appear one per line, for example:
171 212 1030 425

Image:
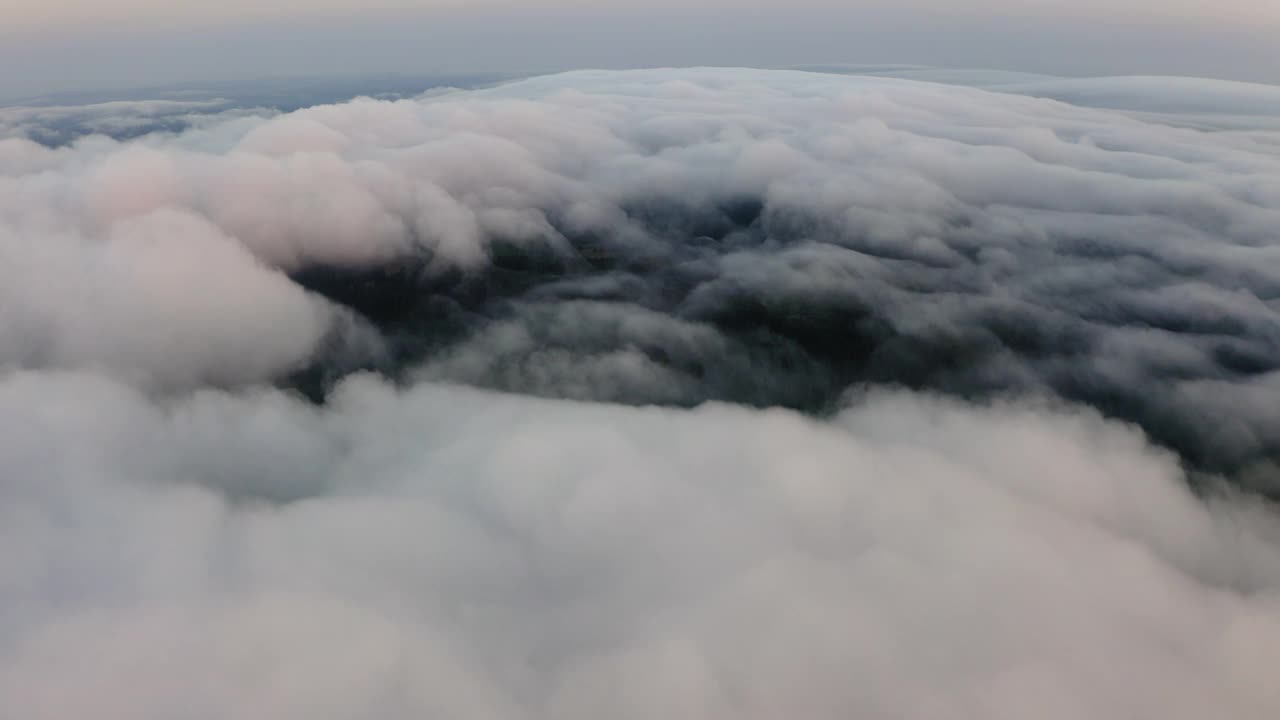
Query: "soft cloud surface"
2 68 1280 718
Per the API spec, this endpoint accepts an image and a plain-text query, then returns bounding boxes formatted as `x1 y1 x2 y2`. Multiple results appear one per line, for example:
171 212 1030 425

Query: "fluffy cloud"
2 68 1280 717
2 373 1280 719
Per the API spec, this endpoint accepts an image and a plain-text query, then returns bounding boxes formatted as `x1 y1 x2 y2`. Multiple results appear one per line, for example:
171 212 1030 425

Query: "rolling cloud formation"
2 68 1280 718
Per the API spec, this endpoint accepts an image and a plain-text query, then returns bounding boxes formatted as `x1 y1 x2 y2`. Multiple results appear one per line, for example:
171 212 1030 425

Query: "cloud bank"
2 68 1280 717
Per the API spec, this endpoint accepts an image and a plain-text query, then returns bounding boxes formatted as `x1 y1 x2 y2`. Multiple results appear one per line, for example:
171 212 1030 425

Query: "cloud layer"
4 374 1280 719
7 371 1280 712
2 68 1280 717
10 68 1280 486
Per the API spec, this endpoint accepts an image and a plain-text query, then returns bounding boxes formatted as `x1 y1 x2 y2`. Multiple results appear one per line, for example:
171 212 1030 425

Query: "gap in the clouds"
283 196 858 413
277 195 1280 498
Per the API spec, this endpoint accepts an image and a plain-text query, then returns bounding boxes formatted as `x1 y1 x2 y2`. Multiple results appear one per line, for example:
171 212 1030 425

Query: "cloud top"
2 68 1280 718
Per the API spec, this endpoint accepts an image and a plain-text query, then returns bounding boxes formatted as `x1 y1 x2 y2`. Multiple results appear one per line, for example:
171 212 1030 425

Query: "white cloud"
1 68 1280 717
1 373 1279 718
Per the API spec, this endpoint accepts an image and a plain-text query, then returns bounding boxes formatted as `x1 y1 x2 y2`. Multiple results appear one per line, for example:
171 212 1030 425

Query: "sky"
1 0 1279 99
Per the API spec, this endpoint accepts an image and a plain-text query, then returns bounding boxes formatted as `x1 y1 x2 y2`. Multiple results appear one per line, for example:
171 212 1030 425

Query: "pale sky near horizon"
5 0 1279 31
1 1 1278 99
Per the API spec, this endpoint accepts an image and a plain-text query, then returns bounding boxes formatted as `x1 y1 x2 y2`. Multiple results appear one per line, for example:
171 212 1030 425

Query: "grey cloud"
5 69 1280 484
5 69 1280 483
0 99 251 146
2 68 1280 717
